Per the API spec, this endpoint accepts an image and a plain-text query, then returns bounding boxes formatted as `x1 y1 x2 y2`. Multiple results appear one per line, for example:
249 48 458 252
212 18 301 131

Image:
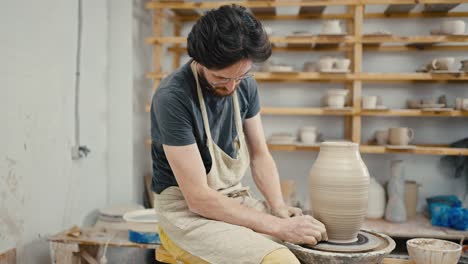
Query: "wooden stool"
156 245 186 264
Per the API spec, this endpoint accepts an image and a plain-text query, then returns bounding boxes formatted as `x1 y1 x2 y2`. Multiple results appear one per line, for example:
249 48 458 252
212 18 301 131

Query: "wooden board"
299 0 326 15
0 249 15 264
49 227 160 249
382 259 414 264
363 214 468 240
248 0 275 15
423 3 460 13
384 4 416 15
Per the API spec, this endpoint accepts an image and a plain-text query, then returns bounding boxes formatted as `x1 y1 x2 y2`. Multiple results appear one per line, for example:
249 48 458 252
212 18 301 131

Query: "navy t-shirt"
151 60 261 194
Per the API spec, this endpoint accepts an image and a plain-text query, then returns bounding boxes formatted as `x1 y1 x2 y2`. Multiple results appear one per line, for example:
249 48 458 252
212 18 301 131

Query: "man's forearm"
250 152 285 210
188 187 284 237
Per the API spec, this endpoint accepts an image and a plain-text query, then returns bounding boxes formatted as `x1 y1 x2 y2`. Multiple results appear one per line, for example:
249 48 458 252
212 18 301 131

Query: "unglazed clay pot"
309 141 370 243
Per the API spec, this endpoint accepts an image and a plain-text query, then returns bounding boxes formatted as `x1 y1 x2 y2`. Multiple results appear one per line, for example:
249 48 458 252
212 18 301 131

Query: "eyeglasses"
202 66 254 86
210 73 254 86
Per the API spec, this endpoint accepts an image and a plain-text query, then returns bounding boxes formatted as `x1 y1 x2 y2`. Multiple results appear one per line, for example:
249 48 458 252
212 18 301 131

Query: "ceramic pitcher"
309 141 370 243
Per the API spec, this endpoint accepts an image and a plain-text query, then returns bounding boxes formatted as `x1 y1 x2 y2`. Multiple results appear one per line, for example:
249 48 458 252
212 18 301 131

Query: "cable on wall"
72 0 90 160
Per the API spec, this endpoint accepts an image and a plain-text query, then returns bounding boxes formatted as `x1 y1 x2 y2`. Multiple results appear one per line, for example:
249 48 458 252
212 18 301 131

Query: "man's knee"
261 248 300 264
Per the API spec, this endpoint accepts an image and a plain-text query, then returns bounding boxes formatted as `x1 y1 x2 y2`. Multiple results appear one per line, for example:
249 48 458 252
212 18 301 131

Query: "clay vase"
385 160 407 223
309 141 370 243
367 177 386 219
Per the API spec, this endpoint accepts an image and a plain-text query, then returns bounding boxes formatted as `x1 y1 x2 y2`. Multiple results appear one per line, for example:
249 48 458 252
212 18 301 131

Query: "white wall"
1 0 152 262
1 0 108 262
170 4 468 211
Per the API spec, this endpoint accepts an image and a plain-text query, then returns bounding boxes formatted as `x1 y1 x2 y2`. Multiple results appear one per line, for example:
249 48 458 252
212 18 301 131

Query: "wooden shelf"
361 109 468 117
253 72 354 82
362 0 465 5
148 35 468 46
357 72 468 82
366 11 468 19
261 107 354 116
148 0 468 159
167 45 468 53
146 36 355 45
146 1 358 10
362 35 468 45
268 144 468 156
145 72 468 82
363 214 468 240
177 11 468 22
148 0 466 10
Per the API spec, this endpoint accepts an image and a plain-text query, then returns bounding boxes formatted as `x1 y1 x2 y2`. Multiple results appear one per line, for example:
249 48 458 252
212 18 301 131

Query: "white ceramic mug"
440 20 466 35
326 89 348 108
362 96 378 109
389 127 415 146
300 126 318 144
321 20 342 34
431 57 455 71
319 57 335 71
334 58 351 70
375 130 389 146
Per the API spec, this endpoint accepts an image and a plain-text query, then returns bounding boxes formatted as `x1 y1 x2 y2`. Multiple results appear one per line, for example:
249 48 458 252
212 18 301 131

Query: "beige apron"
154 61 284 264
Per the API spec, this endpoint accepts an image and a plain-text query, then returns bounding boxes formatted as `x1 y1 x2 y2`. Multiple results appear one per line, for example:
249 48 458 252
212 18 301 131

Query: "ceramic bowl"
407 238 462 264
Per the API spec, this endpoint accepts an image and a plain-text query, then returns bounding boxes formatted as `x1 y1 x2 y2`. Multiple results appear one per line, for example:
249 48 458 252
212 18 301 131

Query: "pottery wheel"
311 231 381 253
285 230 396 264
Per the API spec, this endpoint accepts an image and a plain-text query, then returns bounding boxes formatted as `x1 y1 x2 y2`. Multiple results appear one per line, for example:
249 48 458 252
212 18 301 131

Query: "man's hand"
275 215 328 246
271 205 303 219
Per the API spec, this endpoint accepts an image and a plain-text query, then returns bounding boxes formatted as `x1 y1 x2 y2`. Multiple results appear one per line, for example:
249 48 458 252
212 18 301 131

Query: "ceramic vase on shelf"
367 177 386 219
385 160 407 223
309 141 370 243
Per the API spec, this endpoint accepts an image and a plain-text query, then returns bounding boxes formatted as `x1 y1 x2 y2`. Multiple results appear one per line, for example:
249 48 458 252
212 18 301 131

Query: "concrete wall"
173 4 468 211
1 0 152 262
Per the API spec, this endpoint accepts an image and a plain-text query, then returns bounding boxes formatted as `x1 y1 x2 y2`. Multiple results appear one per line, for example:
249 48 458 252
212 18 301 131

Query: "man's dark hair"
187 4 272 70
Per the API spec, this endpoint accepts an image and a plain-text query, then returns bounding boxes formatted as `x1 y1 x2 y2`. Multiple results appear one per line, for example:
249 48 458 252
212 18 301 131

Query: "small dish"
419 103 445 108
320 69 350 73
386 145 417 149
431 32 468 37
318 33 347 37
323 107 353 111
286 33 315 38
363 106 389 111
421 107 454 112
430 70 461 74
268 70 297 74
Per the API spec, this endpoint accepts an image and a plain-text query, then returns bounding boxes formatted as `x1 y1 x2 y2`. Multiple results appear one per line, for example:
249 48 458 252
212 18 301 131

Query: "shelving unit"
145 1 468 247
146 0 468 160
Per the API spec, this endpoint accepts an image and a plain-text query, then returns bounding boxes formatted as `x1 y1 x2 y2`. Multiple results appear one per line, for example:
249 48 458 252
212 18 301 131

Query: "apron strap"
191 61 214 148
190 61 245 145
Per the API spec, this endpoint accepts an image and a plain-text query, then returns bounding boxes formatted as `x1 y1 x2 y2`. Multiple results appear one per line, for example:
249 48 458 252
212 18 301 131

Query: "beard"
197 69 237 97
209 86 236 97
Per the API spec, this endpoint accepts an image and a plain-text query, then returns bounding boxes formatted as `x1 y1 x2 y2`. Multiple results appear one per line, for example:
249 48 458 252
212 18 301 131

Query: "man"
151 5 327 264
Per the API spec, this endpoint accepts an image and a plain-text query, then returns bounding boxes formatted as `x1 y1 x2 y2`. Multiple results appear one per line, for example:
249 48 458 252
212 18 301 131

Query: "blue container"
448 207 468 231
128 229 160 244
429 203 452 228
